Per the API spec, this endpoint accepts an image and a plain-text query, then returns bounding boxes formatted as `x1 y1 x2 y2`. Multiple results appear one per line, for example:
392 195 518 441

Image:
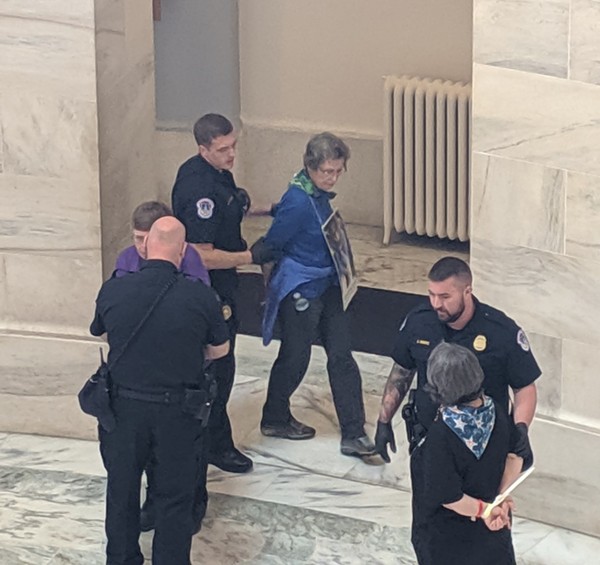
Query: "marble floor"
2 336 600 564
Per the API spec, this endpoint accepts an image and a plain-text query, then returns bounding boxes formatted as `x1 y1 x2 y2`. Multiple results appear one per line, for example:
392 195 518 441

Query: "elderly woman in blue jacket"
257 132 375 458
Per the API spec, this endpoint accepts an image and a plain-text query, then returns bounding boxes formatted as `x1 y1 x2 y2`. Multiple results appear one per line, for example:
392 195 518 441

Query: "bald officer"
91 217 230 565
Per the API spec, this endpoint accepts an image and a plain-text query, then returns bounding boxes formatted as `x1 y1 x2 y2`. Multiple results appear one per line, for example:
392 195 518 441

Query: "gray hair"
425 342 484 406
303 132 350 171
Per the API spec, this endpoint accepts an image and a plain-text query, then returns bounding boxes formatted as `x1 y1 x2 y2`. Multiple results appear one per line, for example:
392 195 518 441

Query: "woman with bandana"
417 342 527 565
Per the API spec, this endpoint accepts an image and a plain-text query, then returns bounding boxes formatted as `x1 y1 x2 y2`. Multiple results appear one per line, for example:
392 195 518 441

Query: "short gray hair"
303 132 350 171
425 342 484 406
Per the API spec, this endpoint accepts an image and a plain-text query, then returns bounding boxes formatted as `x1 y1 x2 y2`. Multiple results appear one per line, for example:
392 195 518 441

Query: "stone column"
95 0 158 275
0 0 157 439
472 0 600 536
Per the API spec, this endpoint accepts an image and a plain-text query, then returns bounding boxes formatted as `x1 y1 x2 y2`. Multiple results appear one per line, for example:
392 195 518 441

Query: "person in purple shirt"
113 200 211 534
114 200 210 285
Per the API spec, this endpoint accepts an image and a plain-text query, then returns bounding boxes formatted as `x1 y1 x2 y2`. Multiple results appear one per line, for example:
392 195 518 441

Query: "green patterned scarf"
289 169 316 197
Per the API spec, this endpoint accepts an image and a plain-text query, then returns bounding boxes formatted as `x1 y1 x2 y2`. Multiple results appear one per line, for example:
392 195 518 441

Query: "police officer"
374 256 540 563
171 113 275 474
113 201 211 533
91 217 230 565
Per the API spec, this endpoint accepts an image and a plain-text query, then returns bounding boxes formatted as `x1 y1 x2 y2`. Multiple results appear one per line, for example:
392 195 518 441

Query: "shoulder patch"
196 198 215 219
517 329 530 352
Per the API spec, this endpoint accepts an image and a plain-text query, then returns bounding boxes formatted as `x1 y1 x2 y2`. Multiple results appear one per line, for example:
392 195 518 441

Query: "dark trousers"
410 443 431 565
206 303 238 457
262 286 366 439
144 430 208 525
99 397 203 565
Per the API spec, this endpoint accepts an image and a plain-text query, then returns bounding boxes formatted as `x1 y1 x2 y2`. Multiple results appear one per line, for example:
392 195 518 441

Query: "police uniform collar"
197 154 229 175
451 295 481 330
140 259 179 273
471 296 483 318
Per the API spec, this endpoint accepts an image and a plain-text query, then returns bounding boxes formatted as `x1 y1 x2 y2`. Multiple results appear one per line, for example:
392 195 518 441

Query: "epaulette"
477 301 515 329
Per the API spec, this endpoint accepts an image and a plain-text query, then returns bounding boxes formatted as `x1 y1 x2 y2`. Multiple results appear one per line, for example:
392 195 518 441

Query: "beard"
435 297 465 325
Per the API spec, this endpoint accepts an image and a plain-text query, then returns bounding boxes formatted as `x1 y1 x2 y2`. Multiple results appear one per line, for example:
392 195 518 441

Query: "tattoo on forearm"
379 363 416 423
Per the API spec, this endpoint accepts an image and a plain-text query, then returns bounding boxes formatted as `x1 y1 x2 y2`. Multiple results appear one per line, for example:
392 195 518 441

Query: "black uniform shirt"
90 260 229 391
171 155 247 301
391 297 541 429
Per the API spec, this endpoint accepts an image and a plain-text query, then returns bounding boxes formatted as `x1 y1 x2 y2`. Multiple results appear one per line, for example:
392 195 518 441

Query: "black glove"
513 422 534 470
375 420 396 463
235 187 251 215
250 237 281 265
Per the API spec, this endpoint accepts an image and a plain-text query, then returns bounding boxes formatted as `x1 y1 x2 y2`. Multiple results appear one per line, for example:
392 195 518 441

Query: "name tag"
416 339 430 346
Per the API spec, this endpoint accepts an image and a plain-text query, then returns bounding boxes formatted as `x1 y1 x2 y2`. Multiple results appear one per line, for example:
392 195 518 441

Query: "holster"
182 388 212 427
181 364 218 428
78 349 116 433
401 389 427 454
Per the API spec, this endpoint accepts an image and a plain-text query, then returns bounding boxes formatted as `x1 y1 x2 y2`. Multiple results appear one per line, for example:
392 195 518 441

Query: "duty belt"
113 386 185 405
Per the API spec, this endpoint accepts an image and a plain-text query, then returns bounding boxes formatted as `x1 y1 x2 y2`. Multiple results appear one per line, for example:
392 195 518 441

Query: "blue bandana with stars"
441 396 496 460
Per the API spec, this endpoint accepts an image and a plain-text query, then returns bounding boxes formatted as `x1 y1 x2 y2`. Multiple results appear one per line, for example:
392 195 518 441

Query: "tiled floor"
1 336 599 564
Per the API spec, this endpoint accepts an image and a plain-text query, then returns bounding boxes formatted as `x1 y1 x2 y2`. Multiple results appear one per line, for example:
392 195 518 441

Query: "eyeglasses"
317 167 344 179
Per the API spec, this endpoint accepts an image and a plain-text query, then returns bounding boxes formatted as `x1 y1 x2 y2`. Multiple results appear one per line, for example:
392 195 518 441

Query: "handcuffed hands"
250 237 282 265
483 498 514 531
375 420 396 463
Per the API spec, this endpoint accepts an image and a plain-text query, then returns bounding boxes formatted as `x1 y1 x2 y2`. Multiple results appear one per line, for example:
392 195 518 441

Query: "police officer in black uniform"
374 256 540 564
171 113 274 474
91 217 230 565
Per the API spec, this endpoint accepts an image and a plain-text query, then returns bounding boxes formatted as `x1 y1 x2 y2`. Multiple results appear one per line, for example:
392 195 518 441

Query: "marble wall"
472 0 600 536
0 0 158 439
95 0 159 277
0 0 102 336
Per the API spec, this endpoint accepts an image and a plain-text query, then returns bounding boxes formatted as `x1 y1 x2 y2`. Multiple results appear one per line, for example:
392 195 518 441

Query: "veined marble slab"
0 432 102 476
471 153 565 254
473 64 600 177
473 0 569 77
208 465 413 529
0 175 101 252
566 170 600 262
570 0 600 86
471 238 600 346
0 9 96 99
